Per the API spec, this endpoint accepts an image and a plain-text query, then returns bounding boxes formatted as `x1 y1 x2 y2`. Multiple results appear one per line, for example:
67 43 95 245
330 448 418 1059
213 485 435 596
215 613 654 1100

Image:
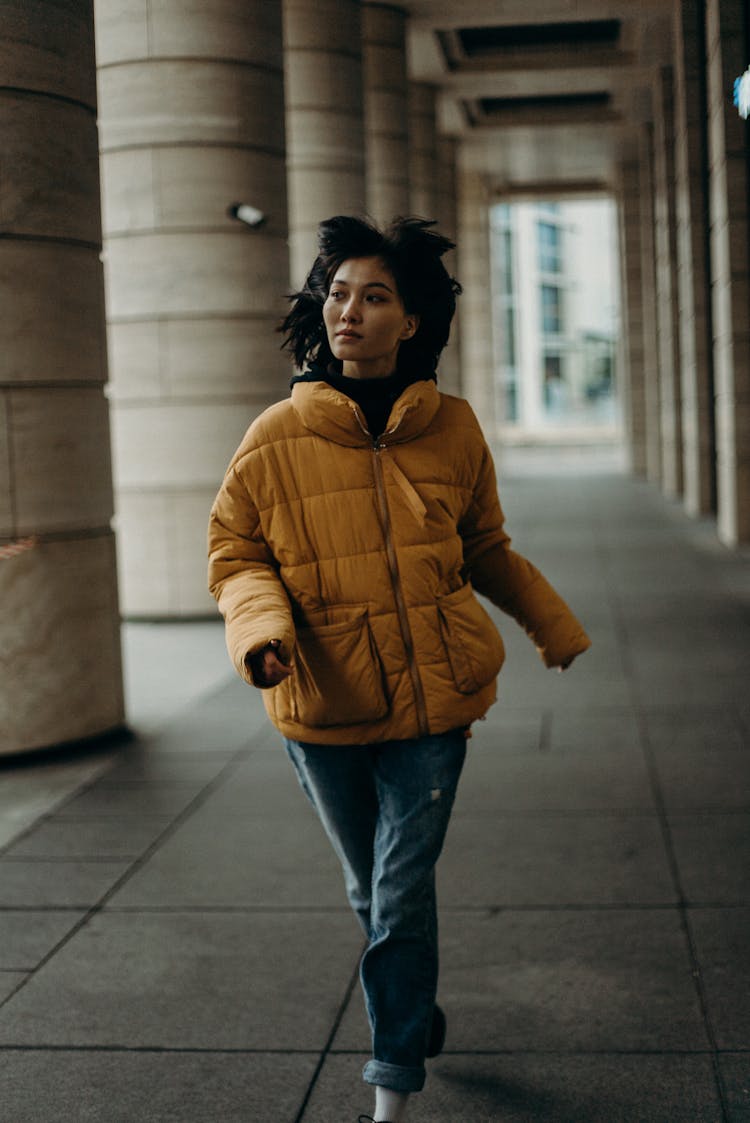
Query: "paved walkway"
1 468 749 1122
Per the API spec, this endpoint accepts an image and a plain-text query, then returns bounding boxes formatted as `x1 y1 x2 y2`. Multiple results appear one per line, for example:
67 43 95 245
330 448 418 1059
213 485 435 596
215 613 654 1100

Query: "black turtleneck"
291 363 436 439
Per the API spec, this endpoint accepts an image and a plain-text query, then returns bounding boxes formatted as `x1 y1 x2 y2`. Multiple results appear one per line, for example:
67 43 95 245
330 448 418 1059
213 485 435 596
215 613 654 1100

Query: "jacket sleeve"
207 461 295 686
458 438 591 668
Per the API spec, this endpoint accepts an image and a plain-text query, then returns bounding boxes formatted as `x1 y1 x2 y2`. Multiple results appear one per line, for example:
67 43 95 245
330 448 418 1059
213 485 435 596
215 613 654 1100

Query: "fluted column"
652 66 684 497
706 0 750 544
0 0 123 754
362 2 409 225
435 136 462 396
409 83 439 219
617 162 649 475
283 0 367 286
457 161 495 432
96 0 290 616
674 0 716 516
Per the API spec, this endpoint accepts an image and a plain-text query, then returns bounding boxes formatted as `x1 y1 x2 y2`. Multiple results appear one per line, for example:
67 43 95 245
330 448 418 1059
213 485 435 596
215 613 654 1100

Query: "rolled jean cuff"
362 1059 426 1093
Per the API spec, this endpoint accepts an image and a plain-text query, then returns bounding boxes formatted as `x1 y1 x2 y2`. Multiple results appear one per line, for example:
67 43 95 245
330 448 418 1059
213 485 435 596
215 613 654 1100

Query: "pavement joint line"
0 747 256 1016
293 950 363 1123
0 1044 745 1056
594 517 732 1123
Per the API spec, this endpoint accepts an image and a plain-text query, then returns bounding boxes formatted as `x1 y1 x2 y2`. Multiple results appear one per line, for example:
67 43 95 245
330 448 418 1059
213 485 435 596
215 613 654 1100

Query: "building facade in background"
491 199 619 439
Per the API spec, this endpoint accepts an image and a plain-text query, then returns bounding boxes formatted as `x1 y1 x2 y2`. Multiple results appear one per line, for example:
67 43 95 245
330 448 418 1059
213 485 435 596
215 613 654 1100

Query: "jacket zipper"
372 441 430 738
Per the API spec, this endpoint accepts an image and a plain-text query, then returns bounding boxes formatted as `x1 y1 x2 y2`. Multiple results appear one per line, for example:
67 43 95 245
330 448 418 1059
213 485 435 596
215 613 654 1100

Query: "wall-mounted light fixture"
227 203 267 228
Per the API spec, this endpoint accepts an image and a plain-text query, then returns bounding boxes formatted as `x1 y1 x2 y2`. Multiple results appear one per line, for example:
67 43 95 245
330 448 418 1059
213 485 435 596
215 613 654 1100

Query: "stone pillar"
0 0 124 755
436 136 462 396
617 162 649 475
283 0 367 286
674 0 716 517
409 83 439 219
362 2 409 226
639 126 663 483
457 161 495 432
706 0 750 544
96 0 289 617
652 66 684 497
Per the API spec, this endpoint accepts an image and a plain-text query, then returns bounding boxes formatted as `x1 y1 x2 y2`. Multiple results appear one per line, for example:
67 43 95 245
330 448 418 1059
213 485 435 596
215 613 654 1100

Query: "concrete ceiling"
401 0 673 196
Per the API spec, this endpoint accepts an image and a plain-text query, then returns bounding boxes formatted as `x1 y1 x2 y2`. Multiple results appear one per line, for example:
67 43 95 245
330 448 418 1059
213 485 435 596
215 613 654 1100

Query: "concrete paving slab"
669 813 750 904
0 860 131 907
438 812 675 907
135 677 267 755
548 708 642 753
455 739 655 813
3 817 171 860
0 971 27 1002
645 707 747 754
180 747 314 820
305 1051 724 1122
52 782 207 820
688 908 750 1049
0 910 87 969
107 804 348 909
0 747 120 850
0 1049 319 1123
334 909 707 1052
100 748 239 785
0 911 361 1050
720 1054 750 1123
647 735 750 812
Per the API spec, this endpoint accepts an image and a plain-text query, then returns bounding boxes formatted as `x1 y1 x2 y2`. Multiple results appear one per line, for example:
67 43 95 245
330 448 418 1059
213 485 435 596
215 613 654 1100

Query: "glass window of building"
541 284 563 333
538 221 561 273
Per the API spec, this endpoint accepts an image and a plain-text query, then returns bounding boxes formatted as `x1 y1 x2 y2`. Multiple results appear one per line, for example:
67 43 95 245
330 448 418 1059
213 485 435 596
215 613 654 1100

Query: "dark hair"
279 215 462 375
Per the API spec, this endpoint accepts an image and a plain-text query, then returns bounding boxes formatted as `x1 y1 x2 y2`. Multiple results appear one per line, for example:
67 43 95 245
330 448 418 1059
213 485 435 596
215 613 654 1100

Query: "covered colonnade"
1 0 748 754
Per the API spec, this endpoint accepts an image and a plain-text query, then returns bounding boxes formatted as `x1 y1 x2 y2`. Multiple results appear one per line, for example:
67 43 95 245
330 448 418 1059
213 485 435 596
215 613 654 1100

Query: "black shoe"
357 1117 396 1123
426 1002 447 1058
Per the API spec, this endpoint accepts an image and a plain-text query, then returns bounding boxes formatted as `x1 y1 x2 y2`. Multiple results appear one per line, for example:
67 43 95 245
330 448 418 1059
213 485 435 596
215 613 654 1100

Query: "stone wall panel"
0 99 101 243
0 243 106 384
9 388 114 535
104 232 288 320
0 0 96 106
97 61 285 150
0 535 123 755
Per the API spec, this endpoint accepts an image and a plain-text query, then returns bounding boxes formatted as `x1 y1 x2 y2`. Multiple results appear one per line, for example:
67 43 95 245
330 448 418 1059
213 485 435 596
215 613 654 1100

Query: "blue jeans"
284 730 466 1094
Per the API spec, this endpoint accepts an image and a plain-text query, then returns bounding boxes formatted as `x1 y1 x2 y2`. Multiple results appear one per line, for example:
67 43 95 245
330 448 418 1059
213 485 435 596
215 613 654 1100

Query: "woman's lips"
336 330 363 339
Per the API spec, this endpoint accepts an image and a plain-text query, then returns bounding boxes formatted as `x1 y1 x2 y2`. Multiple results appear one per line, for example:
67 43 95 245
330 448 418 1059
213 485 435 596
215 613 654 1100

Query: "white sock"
374 1086 409 1122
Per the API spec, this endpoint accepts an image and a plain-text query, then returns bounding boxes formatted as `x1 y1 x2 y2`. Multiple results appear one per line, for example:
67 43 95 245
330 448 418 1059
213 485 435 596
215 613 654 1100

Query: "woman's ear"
401 314 420 340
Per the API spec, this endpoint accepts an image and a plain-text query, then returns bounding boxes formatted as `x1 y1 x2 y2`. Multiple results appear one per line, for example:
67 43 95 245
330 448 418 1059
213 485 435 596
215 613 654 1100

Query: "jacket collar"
291 379 442 448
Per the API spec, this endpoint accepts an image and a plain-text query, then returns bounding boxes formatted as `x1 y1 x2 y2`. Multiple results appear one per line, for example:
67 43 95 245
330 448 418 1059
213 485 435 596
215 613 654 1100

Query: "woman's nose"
342 299 361 321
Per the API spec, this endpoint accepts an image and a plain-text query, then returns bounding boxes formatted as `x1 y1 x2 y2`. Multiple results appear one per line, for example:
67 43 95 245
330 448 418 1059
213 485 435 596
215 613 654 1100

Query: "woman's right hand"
247 641 293 688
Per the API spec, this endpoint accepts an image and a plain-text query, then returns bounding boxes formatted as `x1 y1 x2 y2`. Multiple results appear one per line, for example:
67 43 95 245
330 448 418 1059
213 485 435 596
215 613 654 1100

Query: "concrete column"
409 83 439 219
457 160 495 432
706 0 750 544
617 162 649 475
674 0 716 517
283 0 367 286
436 136 462 396
96 0 289 617
0 0 123 754
652 67 684 497
639 126 663 483
362 2 409 225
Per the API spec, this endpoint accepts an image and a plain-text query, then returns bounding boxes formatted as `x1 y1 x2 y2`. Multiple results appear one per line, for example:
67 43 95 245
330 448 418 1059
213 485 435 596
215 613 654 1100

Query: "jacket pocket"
437 584 505 694
277 609 388 727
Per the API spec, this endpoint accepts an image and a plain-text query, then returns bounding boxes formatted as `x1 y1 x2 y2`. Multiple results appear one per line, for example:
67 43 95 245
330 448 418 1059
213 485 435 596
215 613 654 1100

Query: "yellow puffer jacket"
208 378 590 744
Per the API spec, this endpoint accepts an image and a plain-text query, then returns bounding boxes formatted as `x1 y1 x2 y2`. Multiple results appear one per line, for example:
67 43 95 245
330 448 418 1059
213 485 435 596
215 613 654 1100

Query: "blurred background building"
1 0 748 755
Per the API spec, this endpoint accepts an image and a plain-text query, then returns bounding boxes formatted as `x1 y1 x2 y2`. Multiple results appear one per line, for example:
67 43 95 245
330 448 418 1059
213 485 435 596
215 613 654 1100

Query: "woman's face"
322 256 419 379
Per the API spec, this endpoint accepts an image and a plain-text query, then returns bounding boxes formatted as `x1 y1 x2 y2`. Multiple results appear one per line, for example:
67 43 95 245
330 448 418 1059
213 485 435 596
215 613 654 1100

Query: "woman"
207 215 590 1123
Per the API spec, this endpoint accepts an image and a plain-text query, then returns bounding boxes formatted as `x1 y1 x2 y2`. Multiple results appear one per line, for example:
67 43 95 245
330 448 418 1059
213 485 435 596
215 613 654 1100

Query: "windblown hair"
279 215 462 375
